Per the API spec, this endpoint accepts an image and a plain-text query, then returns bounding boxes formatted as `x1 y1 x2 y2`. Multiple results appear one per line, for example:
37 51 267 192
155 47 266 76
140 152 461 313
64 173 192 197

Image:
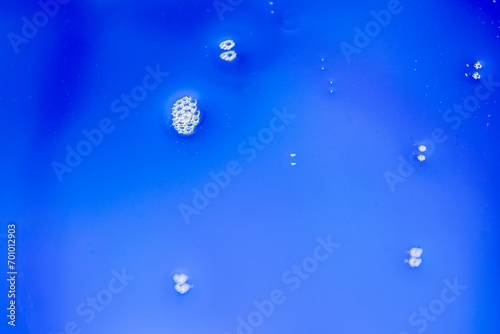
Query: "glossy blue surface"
1 0 499 333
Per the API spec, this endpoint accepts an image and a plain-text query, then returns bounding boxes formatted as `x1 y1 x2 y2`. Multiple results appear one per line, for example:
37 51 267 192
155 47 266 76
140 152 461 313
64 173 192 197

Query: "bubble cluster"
408 247 423 258
219 39 237 62
220 50 237 61
405 247 423 268
173 273 192 294
219 40 235 50
171 96 201 135
465 61 483 79
407 257 422 268
414 144 427 162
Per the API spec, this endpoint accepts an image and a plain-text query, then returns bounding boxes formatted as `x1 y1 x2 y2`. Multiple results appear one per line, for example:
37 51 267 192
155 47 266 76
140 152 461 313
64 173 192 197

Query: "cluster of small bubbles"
405 247 423 268
466 61 483 79
173 273 192 294
219 39 237 62
413 144 427 162
219 40 235 51
408 247 423 258
220 50 237 61
171 96 201 135
407 257 422 267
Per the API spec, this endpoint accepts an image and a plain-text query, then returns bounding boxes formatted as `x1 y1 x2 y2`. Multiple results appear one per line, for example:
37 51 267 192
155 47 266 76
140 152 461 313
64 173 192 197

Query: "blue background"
1 0 499 333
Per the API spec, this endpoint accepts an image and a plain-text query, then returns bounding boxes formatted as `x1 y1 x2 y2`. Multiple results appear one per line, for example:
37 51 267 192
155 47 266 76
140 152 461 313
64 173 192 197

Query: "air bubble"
220 50 237 62
406 257 422 268
219 40 235 51
173 273 192 294
408 247 423 258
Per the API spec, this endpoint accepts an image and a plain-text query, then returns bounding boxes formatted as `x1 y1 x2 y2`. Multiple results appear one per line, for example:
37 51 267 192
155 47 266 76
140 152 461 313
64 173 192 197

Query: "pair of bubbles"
466 61 483 80
173 273 193 294
404 247 423 268
219 39 237 62
415 145 427 162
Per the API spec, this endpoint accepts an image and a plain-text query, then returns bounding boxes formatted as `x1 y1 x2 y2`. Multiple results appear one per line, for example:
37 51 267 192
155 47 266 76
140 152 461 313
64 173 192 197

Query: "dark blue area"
1 0 499 333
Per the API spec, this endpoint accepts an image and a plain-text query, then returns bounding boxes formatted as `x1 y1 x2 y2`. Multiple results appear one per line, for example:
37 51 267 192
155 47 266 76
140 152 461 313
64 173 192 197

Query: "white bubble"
219 39 235 51
174 283 192 294
171 96 201 136
417 155 425 162
173 273 192 294
220 50 237 62
472 72 481 80
474 61 482 69
173 273 189 284
418 145 427 152
408 247 423 258
406 257 422 268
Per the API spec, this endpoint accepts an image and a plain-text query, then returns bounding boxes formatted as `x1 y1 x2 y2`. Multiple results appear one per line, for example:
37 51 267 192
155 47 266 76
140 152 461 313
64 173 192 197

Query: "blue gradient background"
1 0 499 333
